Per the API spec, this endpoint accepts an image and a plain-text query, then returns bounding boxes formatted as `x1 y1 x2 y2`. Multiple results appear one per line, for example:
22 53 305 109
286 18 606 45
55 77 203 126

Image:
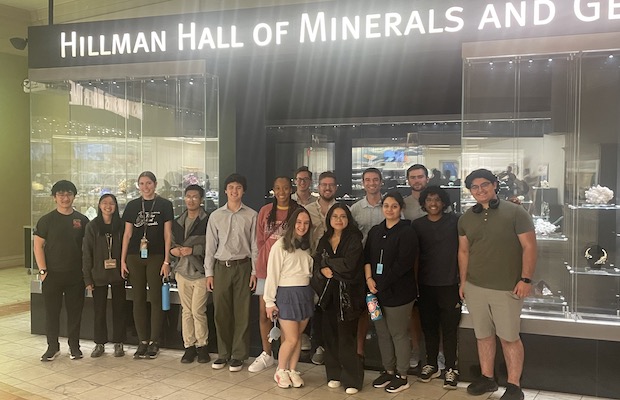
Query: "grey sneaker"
311 346 324 365
91 344 105 358
113 343 125 357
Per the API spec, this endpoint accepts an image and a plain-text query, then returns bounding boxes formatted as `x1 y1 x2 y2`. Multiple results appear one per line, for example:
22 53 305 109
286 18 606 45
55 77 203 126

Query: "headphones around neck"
294 237 310 250
472 198 500 213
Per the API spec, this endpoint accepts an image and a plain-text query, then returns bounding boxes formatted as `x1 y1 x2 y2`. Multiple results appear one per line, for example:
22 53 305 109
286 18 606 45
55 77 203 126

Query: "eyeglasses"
470 181 493 192
295 177 311 183
185 195 201 200
331 214 347 220
319 183 336 188
55 192 75 198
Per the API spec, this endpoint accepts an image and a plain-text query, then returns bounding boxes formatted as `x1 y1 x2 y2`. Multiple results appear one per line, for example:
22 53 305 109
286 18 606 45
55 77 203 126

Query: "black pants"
322 301 364 389
418 284 462 370
41 271 85 349
311 305 324 348
127 254 165 342
92 282 127 344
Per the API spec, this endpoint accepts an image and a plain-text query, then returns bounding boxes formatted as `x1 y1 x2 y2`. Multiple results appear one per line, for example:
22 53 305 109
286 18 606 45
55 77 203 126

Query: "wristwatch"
38 269 47 276
163 261 170 266
520 277 532 284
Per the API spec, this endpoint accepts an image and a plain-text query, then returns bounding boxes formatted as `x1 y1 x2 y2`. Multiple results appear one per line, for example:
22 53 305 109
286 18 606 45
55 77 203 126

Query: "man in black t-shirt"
411 186 461 389
34 180 89 362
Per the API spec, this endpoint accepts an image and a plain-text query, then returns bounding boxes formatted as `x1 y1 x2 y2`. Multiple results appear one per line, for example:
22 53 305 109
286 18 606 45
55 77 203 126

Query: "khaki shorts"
464 281 524 342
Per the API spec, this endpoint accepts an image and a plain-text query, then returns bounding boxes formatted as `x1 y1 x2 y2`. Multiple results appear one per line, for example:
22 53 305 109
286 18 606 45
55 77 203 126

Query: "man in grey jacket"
171 184 210 363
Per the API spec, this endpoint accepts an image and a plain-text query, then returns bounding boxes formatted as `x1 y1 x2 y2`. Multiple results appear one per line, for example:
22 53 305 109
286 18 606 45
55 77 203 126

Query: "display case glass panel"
462 55 574 317
30 75 219 269
565 52 620 321
463 51 620 323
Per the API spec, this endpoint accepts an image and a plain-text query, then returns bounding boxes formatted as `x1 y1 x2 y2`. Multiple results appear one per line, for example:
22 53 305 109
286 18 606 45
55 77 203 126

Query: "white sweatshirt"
263 237 313 308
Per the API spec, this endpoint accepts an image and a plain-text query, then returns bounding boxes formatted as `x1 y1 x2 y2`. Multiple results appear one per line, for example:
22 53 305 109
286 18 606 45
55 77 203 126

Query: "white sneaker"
327 380 341 388
248 351 274 373
289 370 304 388
345 388 359 395
274 368 292 388
301 333 311 351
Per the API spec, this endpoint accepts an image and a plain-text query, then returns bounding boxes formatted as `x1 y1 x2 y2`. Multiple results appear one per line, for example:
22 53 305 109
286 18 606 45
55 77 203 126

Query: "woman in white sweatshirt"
264 207 314 389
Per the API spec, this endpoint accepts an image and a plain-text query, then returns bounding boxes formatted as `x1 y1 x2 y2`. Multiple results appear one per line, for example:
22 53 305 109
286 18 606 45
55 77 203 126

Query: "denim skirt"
276 285 314 321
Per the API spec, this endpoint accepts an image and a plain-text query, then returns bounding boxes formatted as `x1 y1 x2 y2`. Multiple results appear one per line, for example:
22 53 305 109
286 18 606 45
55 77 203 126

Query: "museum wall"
0 52 30 267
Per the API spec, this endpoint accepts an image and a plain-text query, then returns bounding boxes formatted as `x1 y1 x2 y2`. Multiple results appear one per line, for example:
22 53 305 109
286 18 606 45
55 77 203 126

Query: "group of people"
34 163 536 400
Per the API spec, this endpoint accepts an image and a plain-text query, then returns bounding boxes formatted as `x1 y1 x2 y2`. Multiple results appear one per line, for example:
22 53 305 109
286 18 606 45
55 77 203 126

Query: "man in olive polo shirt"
458 169 537 400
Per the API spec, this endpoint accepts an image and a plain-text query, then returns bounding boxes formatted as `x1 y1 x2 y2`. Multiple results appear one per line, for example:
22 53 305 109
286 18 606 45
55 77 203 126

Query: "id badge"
104 258 117 269
376 263 384 275
140 237 149 259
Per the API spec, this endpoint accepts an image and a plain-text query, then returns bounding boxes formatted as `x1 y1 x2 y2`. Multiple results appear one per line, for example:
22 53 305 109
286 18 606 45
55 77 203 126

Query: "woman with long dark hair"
312 203 366 395
264 208 314 389
120 171 174 359
82 194 126 357
251 176 299 373
365 191 418 394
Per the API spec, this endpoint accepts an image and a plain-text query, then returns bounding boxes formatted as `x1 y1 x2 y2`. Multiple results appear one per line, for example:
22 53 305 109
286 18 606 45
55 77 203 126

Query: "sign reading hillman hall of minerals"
29 0 620 68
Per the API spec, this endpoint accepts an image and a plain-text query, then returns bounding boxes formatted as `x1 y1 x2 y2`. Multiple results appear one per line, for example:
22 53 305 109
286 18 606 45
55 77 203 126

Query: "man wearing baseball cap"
458 169 537 400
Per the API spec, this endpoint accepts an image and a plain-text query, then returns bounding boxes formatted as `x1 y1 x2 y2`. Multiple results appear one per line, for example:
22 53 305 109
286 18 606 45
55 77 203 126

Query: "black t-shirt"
34 209 89 273
411 212 460 286
122 196 174 255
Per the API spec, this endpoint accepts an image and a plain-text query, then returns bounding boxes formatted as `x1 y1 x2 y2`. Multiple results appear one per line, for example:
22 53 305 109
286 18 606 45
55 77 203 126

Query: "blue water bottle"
366 292 382 321
162 277 171 311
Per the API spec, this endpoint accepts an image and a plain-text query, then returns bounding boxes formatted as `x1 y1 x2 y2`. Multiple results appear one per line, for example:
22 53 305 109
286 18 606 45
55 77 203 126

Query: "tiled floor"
0 266 612 400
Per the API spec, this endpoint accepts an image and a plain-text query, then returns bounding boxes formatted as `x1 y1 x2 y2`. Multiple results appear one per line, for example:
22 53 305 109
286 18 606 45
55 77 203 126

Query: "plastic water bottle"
366 292 382 321
162 278 170 311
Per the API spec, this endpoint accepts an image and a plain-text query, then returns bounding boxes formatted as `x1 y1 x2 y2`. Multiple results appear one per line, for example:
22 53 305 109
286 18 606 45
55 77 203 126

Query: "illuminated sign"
28 0 620 68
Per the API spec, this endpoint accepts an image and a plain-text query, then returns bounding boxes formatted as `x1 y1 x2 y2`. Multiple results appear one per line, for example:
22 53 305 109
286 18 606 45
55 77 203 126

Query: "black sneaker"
467 375 498 395
229 359 243 372
500 383 524 400
419 364 441 382
146 342 160 359
443 368 459 390
181 346 197 363
385 373 410 393
69 346 83 360
197 346 211 364
114 343 125 357
134 342 148 359
372 371 394 388
40 346 60 362
212 358 228 369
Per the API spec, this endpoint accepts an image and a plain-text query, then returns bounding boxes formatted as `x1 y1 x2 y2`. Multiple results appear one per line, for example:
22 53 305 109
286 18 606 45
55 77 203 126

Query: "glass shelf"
567 204 620 210
568 266 620 276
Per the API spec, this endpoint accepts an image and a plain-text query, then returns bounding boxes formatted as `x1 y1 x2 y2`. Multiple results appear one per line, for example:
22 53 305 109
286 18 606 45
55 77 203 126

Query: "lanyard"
141 196 157 239
105 232 113 259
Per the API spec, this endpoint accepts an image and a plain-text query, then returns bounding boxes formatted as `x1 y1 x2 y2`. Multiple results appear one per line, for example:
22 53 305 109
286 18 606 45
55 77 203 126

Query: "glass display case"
267 121 462 207
462 51 620 323
29 75 219 269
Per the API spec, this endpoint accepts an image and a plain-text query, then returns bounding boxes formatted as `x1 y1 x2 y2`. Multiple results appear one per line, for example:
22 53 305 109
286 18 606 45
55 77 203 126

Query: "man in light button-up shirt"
204 173 258 372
